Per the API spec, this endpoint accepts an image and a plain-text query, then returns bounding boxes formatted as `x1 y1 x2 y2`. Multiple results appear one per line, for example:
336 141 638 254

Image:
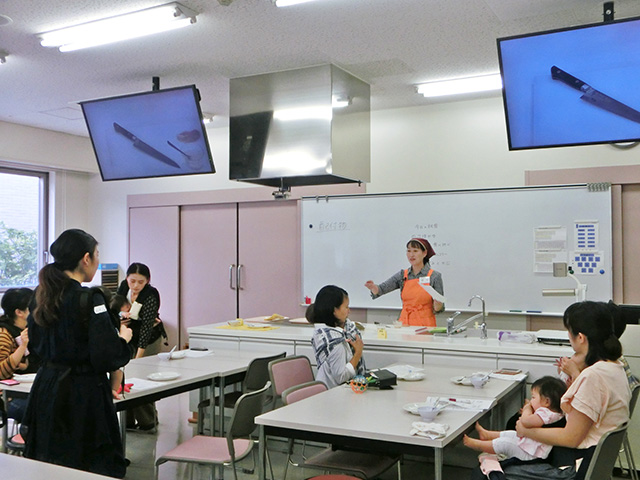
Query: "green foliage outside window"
0 221 38 288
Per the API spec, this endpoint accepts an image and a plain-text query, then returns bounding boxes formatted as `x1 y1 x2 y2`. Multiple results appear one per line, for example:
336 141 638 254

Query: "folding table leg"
434 447 443 480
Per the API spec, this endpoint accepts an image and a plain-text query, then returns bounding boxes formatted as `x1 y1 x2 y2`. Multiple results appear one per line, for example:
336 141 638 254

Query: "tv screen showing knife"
497 15 640 150
80 85 215 181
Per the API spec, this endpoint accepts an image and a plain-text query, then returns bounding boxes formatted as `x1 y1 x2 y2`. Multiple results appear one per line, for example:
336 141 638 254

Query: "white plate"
13 373 36 383
400 372 425 381
403 402 430 415
147 371 181 381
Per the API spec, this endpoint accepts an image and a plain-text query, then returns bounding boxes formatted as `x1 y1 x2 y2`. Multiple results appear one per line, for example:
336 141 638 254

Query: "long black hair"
563 301 623 367
126 262 151 281
309 285 348 327
33 229 98 327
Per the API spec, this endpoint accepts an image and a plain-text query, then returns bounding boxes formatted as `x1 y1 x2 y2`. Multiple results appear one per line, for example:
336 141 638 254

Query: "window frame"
0 165 49 292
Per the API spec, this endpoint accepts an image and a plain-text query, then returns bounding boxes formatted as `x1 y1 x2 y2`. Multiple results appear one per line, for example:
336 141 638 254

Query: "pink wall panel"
180 204 237 345
128 206 180 351
238 201 305 319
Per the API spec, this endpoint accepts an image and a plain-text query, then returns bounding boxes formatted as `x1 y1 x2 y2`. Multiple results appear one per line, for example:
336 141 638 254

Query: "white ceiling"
1 0 639 137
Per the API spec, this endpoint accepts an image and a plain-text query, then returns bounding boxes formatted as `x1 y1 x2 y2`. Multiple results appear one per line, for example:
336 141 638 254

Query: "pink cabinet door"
180 204 237 345
128 206 180 351
238 201 305 320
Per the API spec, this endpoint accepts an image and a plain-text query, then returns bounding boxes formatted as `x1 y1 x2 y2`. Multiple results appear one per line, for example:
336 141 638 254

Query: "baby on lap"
463 376 567 461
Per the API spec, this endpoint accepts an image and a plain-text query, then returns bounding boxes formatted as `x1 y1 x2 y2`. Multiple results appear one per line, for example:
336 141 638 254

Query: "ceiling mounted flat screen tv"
80 85 215 180
497 16 640 150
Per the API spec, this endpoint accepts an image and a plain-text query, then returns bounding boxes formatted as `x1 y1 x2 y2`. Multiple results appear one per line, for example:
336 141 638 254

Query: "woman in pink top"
469 300 631 480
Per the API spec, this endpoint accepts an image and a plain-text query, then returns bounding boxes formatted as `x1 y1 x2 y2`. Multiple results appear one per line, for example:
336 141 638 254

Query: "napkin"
409 421 449 439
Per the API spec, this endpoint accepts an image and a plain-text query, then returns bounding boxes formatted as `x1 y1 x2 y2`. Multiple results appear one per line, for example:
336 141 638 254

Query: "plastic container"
497 331 536 343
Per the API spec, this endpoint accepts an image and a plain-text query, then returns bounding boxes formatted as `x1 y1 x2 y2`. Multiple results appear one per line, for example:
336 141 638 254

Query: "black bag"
148 319 169 346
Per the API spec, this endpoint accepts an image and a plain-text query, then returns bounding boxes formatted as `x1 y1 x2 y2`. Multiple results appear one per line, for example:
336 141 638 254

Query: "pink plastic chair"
268 355 315 409
155 382 271 480
305 476 361 480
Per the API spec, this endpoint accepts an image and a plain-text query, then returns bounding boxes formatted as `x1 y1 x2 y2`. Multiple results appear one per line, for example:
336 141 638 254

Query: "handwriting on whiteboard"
310 221 349 232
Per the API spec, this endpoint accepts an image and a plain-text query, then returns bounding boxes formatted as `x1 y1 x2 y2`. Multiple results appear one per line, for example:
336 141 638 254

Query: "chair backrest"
582 422 628 480
243 352 286 391
629 382 640 417
268 355 314 397
226 381 271 457
282 380 328 405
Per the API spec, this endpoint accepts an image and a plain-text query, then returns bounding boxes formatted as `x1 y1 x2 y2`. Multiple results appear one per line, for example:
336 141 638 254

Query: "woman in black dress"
117 262 165 431
22 229 133 478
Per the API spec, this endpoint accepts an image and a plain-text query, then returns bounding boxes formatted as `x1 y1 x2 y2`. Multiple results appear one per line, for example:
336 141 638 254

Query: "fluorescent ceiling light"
274 0 320 7
416 74 502 97
38 2 197 52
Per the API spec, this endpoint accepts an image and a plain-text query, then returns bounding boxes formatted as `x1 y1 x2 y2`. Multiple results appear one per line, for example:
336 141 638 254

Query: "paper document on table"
385 364 424 378
428 396 494 411
125 377 165 391
489 372 528 382
418 282 446 303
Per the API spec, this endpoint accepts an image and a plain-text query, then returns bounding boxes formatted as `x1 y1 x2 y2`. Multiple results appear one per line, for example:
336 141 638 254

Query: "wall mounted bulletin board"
301 185 612 316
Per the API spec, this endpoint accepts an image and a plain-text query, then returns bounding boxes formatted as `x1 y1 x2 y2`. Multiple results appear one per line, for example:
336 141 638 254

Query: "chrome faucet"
446 309 482 336
468 295 487 339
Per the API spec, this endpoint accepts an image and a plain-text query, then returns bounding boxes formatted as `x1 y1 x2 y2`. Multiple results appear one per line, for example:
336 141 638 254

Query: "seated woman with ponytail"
0 287 38 421
22 229 133 478
469 301 631 480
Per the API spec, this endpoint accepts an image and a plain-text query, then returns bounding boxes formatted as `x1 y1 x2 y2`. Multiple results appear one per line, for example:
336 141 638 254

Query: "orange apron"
398 268 436 327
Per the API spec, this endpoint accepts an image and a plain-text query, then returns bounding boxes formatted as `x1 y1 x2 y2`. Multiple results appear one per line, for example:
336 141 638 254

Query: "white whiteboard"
301 186 612 315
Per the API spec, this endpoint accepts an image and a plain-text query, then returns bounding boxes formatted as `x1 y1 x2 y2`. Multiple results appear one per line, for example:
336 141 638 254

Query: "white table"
0 453 114 479
256 365 525 480
1 350 256 453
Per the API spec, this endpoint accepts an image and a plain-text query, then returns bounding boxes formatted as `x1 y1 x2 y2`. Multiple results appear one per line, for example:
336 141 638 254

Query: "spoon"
168 345 177 359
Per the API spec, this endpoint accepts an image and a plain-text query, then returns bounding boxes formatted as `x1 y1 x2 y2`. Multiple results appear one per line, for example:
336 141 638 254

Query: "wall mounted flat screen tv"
80 85 215 180
497 16 640 150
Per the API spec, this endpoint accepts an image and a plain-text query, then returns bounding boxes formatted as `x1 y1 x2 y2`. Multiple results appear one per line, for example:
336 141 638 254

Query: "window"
0 167 48 290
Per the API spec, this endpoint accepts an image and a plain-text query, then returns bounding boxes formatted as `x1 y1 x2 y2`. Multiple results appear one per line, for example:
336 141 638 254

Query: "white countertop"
189 319 572 358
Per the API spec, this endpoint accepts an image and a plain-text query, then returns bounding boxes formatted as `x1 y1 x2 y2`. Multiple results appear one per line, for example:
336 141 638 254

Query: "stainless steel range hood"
229 64 370 189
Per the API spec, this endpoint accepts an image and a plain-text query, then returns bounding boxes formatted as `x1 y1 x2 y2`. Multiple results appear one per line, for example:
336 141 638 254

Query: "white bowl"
470 374 489 388
417 405 442 421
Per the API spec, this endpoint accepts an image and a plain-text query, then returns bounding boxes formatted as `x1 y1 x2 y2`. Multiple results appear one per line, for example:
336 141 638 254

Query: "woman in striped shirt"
0 287 34 421
0 287 33 380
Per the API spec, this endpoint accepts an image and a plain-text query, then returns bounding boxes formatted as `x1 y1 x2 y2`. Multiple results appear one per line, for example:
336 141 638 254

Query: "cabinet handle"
237 264 244 290
229 264 236 290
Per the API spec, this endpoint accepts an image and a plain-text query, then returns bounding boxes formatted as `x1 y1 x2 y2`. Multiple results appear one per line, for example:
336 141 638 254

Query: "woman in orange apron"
364 238 444 327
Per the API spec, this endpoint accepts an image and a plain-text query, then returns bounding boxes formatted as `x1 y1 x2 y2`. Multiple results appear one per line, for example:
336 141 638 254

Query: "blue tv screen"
80 85 215 180
497 16 640 150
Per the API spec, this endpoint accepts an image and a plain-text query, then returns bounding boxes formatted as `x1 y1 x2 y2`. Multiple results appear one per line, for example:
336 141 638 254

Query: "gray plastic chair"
156 382 271 480
197 351 285 434
618 383 640 480
583 422 628 480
